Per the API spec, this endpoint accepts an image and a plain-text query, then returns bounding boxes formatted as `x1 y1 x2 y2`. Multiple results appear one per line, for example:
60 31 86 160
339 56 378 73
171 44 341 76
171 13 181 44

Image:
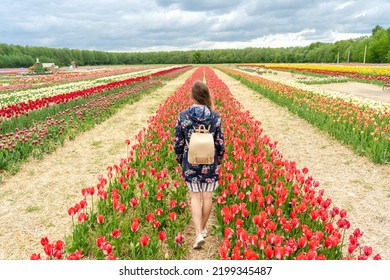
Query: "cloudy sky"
0 0 388 52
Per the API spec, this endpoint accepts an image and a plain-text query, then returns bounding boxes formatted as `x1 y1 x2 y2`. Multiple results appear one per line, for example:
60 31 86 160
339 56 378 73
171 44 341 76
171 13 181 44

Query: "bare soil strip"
214 68 390 260
0 68 196 260
315 82 390 103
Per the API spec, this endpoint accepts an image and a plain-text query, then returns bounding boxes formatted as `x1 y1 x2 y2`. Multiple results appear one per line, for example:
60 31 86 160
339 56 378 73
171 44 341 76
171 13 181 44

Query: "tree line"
0 25 389 68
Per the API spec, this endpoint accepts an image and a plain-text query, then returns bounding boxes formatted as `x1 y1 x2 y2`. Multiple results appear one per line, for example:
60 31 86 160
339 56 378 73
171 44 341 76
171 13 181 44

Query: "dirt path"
214 68 390 260
0 68 196 260
182 208 220 260
315 82 390 103
257 69 390 103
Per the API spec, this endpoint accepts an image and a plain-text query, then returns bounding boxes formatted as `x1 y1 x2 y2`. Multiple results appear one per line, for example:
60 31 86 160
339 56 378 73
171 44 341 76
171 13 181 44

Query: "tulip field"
218 66 390 164
0 65 190 174
23 66 384 260
242 63 390 83
0 66 158 93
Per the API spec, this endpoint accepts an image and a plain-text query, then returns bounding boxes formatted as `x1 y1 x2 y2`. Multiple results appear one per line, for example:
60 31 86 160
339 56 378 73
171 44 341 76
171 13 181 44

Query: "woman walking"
174 80 225 249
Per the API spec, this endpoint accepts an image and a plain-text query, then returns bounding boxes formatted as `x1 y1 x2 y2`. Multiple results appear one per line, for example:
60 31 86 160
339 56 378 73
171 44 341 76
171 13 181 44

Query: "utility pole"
363 45 367 63
337 52 339 63
347 51 350 63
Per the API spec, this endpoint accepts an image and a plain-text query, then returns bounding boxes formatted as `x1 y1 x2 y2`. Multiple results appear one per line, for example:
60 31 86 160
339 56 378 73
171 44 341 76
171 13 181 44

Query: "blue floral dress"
174 105 225 192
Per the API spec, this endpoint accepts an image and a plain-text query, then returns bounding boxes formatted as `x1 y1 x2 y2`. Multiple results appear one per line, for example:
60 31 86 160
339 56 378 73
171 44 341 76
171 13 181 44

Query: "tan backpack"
187 124 215 165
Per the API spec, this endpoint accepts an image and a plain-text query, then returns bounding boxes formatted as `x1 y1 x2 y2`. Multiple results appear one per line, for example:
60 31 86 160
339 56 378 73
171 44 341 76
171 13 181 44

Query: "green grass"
91 140 103 149
26 205 41 213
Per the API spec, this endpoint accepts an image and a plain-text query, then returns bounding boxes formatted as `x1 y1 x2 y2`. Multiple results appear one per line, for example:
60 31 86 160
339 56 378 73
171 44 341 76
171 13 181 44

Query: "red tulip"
241 208 249 218
158 231 166 242
231 246 242 260
358 254 368 260
169 211 177 221
258 239 266 250
363 246 373 257
235 218 243 228
307 250 317 260
101 242 113 255
146 213 155 223
66 249 83 260
130 197 140 207
43 243 54 256
79 200 87 209
257 228 265 238
140 234 150 246
54 250 63 260
169 199 177 208
244 248 258 260
30 253 41 260
353 228 363 238
175 232 184 244
97 214 104 224
153 220 160 229
155 192 164 200
179 201 187 208
274 246 285 259
220 246 229 259
265 246 273 259
77 213 88 223
248 234 258 246
130 218 140 232
224 227 234 239
40 237 49 246
298 236 307 248
68 207 76 216
98 189 108 200
309 236 320 250
55 240 65 251
96 236 106 249
111 229 121 239
155 208 163 216
106 253 117 260
266 220 277 232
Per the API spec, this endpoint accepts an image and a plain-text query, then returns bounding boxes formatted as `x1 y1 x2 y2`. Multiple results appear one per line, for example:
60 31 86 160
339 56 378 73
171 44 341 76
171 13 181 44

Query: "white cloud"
192 29 318 50
334 1 353 11
0 0 388 51
327 31 370 41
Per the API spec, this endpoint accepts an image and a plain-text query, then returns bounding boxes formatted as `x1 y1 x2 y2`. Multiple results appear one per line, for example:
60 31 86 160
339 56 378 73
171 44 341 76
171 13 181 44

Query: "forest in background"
0 25 389 68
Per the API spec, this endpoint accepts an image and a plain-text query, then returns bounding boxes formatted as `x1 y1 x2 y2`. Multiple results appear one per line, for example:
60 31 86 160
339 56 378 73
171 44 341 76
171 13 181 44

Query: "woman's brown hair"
191 80 213 109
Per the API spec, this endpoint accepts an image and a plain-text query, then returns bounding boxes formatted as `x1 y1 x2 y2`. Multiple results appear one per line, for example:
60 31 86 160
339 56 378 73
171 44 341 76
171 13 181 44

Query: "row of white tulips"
0 66 176 107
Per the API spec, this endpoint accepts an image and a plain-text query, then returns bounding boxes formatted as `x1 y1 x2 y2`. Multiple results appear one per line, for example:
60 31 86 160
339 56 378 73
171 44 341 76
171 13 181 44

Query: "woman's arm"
174 115 185 164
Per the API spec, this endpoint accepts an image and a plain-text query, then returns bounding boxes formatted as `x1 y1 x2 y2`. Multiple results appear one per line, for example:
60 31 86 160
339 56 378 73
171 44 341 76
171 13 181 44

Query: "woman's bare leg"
190 191 203 236
201 191 213 231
